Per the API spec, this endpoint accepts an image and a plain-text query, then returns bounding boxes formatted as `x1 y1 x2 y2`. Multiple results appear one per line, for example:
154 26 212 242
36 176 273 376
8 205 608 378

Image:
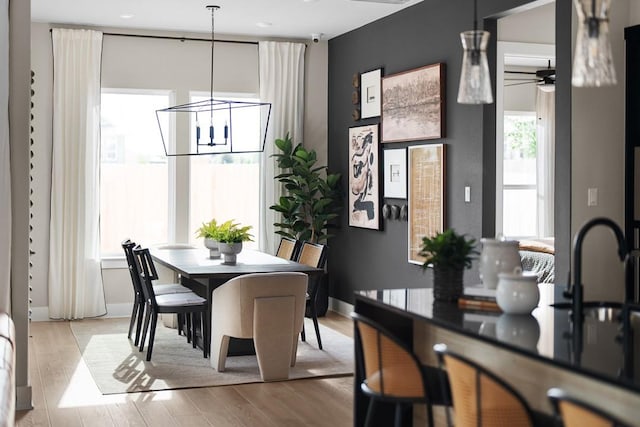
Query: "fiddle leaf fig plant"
270 134 342 243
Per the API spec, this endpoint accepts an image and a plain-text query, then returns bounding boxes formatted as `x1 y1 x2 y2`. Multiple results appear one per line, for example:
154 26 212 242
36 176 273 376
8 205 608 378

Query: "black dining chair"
296 241 327 349
276 236 301 261
121 239 191 346
132 246 209 361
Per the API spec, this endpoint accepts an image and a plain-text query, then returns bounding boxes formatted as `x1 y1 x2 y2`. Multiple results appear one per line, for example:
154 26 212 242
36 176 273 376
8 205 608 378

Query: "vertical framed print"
408 144 446 264
361 68 382 119
383 148 407 199
349 124 380 230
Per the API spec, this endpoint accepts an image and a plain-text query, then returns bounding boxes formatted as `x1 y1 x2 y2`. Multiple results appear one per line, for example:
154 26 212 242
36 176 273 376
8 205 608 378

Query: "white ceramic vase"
204 238 220 259
496 267 540 314
479 237 522 290
219 242 242 265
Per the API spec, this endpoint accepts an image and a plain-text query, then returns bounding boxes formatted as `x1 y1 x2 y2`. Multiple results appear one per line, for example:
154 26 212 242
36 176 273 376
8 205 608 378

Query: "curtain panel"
258 41 306 255
536 88 555 238
0 0 10 313
49 29 106 319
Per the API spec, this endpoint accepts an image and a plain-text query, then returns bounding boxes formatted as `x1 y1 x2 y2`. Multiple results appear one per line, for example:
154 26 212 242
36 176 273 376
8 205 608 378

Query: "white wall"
571 0 629 301
30 22 329 317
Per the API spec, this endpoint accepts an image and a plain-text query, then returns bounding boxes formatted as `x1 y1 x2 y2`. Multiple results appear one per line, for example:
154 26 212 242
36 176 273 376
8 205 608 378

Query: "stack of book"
457 285 501 312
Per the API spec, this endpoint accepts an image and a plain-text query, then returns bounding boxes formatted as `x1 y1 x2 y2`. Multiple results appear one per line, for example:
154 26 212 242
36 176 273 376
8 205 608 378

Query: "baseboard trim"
16 385 33 411
328 297 353 317
30 303 132 322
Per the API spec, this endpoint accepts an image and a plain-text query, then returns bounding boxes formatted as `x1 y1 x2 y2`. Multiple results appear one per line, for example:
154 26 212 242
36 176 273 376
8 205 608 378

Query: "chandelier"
156 5 271 156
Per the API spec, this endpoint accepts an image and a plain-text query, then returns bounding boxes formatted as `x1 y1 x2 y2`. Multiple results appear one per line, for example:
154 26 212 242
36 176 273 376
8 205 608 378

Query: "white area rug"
70 317 353 394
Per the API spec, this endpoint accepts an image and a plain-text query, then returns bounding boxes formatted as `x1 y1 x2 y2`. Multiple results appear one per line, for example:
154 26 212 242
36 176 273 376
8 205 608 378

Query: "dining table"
150 246 324 355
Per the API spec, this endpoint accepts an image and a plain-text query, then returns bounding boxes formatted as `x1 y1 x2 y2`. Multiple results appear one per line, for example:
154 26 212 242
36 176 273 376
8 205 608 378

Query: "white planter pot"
219 242 242 265
204 238 221 259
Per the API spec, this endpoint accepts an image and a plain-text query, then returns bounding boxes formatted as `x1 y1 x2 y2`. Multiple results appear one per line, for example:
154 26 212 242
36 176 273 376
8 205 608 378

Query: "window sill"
101 257 128 270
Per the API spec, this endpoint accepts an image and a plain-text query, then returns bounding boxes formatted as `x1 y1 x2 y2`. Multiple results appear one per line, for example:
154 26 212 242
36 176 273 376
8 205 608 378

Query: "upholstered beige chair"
210 272 308 381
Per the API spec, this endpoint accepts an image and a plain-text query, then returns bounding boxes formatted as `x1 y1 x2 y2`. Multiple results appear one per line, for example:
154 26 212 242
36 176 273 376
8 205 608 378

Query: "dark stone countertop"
355 284 640 393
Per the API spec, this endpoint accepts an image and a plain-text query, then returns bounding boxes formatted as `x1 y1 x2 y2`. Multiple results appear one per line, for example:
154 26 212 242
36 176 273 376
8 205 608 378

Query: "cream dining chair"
210 272 308 381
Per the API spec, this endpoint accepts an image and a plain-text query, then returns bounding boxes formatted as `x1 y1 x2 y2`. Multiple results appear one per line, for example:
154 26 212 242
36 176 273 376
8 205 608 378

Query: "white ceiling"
31 0 423 40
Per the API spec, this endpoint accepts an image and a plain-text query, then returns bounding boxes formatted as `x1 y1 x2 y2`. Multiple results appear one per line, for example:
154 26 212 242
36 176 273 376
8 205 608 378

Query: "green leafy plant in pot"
270 134 342 244
419 228 478 302
196 219 222 259
215 220 253 265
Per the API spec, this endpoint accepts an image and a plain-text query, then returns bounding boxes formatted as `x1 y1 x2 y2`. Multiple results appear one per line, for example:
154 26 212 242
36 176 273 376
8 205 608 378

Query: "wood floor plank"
18 313 354 427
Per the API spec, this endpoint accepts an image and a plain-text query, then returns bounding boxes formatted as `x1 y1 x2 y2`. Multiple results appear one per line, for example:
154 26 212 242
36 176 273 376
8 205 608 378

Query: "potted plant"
419 228 479 302
196 219 222 259
270 134 342 244
215 220 254 265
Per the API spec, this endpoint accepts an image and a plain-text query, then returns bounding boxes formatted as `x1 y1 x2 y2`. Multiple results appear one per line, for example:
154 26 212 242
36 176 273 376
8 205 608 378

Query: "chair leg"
394 403 403 427
128 301 138 340
134 302 145 347
191 313 197 349
139 305 152 352
201 312 207 358
177 313 184 336
186 314 192 344
146 312 158 361
311 306 322 350
364 398 376 427
301 322 306 342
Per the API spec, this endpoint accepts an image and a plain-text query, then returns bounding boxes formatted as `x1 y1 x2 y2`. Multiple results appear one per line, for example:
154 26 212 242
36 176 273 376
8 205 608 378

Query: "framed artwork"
382 63 445 143
383 148 407 199
361 68 382 119
408 144 446 264
349 124 380 230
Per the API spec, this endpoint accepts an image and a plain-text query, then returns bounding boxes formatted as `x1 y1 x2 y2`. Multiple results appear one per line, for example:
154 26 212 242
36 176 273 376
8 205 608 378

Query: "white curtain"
49 29 106 319
0 0 10 313
258 41 306 254
536 87 555 238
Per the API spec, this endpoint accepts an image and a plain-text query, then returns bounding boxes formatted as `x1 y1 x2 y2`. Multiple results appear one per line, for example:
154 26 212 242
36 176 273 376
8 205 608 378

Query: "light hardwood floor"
16 311 354 427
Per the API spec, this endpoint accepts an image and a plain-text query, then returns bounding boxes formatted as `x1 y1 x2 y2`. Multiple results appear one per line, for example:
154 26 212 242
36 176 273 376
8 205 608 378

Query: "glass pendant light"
572 0 616 87
457 0 493 104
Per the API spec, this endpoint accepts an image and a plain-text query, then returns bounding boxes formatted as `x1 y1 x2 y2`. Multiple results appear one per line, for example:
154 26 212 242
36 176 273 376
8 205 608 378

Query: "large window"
100 90 262 256
100 91 170 256
188 94 261 249
501 112 537 238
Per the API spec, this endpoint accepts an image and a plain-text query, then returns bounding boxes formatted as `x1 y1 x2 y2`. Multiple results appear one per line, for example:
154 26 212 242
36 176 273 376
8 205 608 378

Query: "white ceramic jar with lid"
479 237 521 289
496 267 540 314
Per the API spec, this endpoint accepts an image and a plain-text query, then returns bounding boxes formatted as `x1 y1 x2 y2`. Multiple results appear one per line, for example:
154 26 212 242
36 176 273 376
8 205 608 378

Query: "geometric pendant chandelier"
156 5 271 156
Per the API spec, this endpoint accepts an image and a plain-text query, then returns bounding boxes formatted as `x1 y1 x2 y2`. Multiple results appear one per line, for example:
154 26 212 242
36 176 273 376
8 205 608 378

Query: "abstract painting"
349 124 380 230
382 63 445 143
408 144 445 264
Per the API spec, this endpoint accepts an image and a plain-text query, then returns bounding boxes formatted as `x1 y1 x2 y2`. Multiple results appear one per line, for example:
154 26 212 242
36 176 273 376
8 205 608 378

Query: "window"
100 90 262 256
501 112 537 238
100 90 171 256
188 93 261 249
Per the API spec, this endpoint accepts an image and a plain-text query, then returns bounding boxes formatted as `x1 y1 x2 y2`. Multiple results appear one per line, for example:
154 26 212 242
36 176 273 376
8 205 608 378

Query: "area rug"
70 317 353 394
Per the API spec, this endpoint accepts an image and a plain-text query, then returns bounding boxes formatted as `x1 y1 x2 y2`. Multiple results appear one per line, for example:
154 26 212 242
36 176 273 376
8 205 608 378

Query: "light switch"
464 186 471 203
588 188 598 206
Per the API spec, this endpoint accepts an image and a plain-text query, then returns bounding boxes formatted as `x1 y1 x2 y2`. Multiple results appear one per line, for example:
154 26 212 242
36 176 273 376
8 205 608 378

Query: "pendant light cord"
209 6 216 100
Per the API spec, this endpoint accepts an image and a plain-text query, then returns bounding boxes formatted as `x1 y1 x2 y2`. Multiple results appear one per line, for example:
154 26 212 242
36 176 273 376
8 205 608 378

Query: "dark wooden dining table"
150 246 323 355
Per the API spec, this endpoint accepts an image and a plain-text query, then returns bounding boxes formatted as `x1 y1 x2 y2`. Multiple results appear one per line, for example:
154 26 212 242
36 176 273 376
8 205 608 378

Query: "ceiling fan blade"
505 70 537 75
505 81 538 87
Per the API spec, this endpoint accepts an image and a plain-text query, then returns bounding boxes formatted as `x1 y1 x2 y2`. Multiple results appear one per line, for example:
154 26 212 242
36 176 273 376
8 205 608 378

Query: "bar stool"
352 313 450 427
434 343 536 427
548 388 631 427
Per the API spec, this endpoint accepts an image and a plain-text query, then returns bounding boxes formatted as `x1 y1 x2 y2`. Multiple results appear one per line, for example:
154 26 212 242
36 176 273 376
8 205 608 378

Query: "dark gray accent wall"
327 0 571 304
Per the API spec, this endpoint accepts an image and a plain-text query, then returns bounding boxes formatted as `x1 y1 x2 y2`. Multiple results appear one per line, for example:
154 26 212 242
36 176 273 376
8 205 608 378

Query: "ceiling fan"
505 60 556 91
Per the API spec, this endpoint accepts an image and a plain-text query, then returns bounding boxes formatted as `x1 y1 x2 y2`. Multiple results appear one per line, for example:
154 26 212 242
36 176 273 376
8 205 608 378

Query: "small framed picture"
383 149 407 199
361 68 382 119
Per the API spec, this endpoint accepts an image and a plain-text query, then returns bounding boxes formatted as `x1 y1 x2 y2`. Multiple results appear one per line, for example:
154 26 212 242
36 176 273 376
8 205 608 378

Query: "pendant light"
572 0 616 87
156 5 271 156
457 0 493 104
